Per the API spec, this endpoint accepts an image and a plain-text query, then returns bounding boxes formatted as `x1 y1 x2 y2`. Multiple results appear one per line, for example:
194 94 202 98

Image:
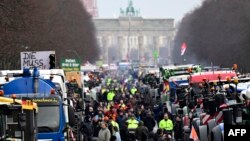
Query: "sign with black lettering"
225 124 250 139
20 51 55 69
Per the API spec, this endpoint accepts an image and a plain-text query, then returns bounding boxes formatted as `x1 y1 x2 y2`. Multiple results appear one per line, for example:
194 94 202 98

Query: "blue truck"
3 68 76 140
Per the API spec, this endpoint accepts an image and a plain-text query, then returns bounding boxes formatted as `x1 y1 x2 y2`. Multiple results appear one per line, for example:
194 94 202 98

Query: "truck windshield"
37 105 60 133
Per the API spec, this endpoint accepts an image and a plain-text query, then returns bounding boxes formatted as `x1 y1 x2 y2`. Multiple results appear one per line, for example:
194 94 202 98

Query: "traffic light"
49 54 55 69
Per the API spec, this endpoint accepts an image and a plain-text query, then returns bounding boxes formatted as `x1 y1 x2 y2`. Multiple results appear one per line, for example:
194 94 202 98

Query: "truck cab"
33 95 66 140
3 68 75 140
0 95 38 141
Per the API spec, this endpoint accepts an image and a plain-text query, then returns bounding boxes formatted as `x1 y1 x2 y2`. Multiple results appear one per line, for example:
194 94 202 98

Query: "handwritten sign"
20 51 55 69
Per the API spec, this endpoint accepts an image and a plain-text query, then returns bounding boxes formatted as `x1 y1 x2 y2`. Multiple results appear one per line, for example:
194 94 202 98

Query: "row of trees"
173 0 250 72
0 0 99 69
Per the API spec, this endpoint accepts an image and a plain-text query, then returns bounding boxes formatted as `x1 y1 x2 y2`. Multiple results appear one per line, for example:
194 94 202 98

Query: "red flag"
181 42 187 56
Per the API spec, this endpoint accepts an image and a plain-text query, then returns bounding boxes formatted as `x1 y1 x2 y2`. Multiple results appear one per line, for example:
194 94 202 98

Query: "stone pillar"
125 36 129 61
153 36 159 50
102 36 109 64
138 36 144 62
118 36 125 61
167 37 174 64
153 36 160 57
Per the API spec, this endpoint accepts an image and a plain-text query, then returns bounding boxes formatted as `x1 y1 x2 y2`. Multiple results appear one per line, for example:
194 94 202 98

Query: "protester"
113 126 121 141
159 114 173 134
98 122 111 141
135 121 149 141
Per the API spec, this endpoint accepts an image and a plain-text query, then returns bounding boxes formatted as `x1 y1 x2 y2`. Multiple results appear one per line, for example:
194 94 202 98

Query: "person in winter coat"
153 128 165 141
145 132 155 141
98 122 111 141
135 121 149 141
110 135 117 141
142 111 156 132
174 116 183 141
120 122 132 141
116 110 126 128
79 115 93 141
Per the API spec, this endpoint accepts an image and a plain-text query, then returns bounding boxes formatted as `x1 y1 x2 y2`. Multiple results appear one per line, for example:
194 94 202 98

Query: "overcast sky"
97 0 203 22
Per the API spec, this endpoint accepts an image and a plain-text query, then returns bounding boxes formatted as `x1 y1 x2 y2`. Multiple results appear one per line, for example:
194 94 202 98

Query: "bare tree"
0 0 99 69
173 0 250 72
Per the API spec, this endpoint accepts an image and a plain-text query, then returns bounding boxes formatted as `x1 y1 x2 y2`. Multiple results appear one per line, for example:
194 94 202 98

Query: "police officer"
130 85 137 95
159 113 173 134
107 89 115 102
126 114 139 134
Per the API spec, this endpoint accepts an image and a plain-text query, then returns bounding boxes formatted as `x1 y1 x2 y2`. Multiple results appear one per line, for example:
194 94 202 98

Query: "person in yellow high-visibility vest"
107 78 112 86
130 86 137 95
159 113 173 133
107 90 115 102
101 87 107 94
109 117 119 131
126 114 139 134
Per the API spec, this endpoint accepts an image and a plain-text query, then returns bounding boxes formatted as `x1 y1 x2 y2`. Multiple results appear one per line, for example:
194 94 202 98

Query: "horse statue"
126 0 135 16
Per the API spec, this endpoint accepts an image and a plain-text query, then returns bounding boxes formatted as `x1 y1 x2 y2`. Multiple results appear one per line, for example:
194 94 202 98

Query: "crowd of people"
79 69 183 141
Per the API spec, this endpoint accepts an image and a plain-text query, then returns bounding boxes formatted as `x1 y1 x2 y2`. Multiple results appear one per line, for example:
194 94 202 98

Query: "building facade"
82 0 98 17
93 17 175 65
93 0 176 65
